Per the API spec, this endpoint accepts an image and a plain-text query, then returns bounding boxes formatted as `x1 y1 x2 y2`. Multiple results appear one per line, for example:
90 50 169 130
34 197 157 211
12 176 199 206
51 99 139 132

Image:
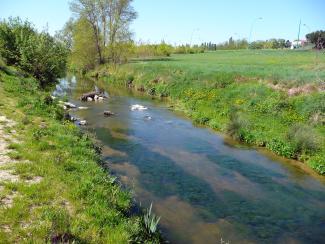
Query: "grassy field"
131 49 325 87
100 49 325 175
0 66 161 242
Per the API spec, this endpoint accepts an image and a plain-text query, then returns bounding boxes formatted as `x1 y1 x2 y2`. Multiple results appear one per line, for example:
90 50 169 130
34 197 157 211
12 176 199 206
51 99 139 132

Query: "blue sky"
1 0 324 44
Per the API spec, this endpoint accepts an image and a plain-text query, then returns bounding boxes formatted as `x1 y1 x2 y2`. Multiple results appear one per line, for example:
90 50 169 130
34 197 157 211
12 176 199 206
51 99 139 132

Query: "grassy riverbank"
97 50 325 175
0 65 160 242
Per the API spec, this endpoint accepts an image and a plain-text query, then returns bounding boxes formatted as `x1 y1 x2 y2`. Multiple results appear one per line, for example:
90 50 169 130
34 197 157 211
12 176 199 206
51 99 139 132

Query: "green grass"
0 69 161 242
101 50 325 175
129 49 325 87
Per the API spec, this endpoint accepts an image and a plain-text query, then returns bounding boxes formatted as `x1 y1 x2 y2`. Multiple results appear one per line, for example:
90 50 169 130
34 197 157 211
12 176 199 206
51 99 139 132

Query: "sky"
1 0 324 45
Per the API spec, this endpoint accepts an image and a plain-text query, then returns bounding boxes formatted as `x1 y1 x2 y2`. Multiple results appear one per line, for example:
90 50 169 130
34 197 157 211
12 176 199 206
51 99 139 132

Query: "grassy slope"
101 50 325 175
0 68 157 243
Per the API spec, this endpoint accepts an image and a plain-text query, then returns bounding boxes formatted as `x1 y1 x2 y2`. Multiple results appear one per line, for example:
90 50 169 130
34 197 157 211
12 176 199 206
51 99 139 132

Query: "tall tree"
70 0 104 63
70 17 98 71
70 0 136 65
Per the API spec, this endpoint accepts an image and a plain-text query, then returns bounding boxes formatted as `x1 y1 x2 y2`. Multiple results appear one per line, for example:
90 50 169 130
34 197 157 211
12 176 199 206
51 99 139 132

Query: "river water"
55 77 325 244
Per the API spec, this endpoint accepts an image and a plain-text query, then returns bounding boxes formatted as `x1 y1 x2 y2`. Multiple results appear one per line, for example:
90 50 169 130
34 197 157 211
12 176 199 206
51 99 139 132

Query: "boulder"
87 97 93 102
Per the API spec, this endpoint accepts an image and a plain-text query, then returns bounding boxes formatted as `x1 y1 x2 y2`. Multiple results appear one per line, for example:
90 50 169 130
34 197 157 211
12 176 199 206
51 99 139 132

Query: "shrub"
226 107 249 140
0 17 68 87
287 124 320 156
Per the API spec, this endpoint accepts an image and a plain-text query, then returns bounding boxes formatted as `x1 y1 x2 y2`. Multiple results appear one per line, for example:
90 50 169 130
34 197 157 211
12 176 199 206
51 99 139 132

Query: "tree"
55 18 74 50
69 17 98 71
70 0 137 65
70 0 104 63
306 31 325 49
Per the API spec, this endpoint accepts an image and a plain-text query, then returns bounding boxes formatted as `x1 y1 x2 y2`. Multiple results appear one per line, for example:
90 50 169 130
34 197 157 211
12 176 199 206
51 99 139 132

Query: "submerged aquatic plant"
130 203 162 243
143 203 161 235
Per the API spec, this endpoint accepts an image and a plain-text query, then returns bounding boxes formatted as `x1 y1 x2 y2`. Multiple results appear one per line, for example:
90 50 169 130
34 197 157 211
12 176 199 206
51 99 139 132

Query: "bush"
287 124 320 156
226 107 249 140
0 17 68 87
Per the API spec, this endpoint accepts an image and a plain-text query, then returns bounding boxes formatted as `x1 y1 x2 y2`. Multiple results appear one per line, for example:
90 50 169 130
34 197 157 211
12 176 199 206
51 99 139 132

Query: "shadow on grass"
129 57 173 63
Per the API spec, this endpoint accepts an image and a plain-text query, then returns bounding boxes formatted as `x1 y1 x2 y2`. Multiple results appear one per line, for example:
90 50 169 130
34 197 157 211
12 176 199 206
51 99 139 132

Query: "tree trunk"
91 23 104 64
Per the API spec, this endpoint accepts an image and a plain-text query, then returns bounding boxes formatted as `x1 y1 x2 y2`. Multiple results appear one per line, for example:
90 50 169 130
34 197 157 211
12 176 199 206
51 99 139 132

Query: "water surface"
55 77 325 244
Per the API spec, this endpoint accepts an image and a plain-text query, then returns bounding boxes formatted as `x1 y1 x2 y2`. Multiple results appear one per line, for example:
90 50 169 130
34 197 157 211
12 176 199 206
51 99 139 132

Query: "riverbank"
93 51 325 175
0 67 160 242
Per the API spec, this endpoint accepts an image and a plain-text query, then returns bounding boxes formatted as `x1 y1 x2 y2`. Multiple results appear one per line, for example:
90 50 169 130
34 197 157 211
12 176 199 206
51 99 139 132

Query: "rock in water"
130 104 148 111
78 106 88 110
104 111 115 116
78 120 87 126
64 102 77 109
87 97 93 102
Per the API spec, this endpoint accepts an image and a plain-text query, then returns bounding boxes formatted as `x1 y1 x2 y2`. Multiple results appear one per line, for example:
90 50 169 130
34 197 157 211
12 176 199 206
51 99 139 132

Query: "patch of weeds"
21 116 31 125
226 107 249 141
287 124 320 156
7 151 22 160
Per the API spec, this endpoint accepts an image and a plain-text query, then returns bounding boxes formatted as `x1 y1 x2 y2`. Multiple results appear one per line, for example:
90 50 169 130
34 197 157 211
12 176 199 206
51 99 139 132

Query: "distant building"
291 40 307 49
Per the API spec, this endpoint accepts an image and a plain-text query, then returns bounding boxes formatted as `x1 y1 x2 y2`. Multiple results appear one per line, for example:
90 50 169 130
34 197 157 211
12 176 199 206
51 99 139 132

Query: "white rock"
130 104 148 111
94 95 99 100
98 96 104 100
78 120 87 126
64 102 77 108
87 97 93 102
78 106 88 110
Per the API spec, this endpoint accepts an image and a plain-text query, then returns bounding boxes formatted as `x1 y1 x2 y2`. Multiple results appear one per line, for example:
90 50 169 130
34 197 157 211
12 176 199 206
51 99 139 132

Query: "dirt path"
0 115 20 210
0 115 42 209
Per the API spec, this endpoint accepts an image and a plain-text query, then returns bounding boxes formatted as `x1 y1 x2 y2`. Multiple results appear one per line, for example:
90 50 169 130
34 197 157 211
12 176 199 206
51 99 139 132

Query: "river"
54 76 325 244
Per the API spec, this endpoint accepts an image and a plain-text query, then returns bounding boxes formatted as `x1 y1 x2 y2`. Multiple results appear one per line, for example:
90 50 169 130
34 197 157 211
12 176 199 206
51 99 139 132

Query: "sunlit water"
55 77 325 244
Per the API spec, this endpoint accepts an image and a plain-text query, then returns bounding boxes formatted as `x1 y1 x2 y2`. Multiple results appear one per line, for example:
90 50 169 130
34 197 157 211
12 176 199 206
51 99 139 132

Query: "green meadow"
131 49 325 86
101 49 325 174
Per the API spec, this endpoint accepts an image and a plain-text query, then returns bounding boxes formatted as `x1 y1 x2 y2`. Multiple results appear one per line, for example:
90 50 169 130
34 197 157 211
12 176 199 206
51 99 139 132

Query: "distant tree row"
0 17 68 87
132 42 204 57
249 39 291 49
200 38 292 50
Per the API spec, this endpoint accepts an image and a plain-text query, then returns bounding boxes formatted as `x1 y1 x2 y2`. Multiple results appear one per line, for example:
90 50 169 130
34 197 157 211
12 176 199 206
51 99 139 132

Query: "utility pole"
248 17 263 48
297 19 301 43
190 28 199 47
